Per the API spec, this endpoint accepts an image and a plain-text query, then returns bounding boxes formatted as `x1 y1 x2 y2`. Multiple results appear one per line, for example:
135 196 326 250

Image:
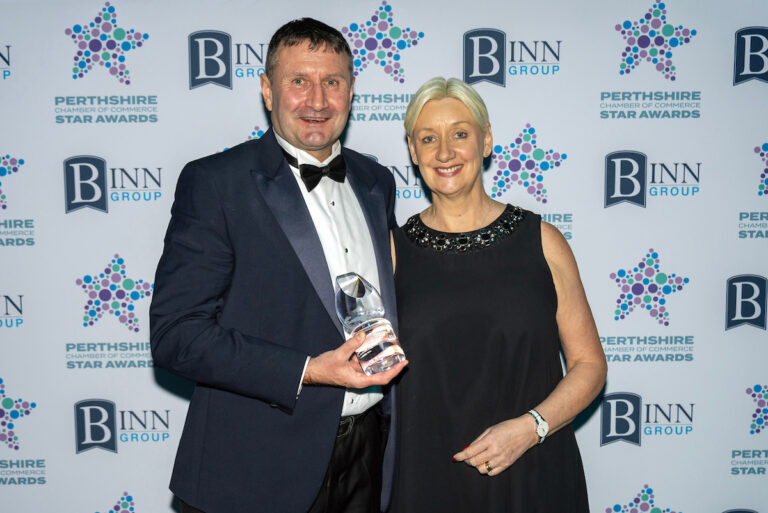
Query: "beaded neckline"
403 204 526 253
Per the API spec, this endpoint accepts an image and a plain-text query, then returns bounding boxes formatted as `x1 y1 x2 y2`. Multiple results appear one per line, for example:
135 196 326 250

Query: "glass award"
335 272 406 375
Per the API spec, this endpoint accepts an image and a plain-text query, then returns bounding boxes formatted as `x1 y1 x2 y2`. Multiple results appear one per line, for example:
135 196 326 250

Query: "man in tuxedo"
150 18 406 513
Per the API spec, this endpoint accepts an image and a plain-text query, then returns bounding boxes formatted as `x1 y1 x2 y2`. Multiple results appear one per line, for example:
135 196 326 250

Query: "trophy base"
352 318 406 376
359 344 406 376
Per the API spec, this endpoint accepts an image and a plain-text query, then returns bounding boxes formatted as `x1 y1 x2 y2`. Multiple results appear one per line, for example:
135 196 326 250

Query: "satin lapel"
250 133 343 336
344 151 398 330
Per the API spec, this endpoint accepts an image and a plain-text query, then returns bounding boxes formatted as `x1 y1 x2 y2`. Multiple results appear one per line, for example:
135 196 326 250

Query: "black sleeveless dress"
390 205 589 513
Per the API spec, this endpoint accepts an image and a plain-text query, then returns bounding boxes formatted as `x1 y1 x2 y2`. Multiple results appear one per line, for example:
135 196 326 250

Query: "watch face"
536 425 547 437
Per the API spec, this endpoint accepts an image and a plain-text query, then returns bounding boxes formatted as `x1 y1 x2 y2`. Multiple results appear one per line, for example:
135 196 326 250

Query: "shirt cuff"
296 355 311 398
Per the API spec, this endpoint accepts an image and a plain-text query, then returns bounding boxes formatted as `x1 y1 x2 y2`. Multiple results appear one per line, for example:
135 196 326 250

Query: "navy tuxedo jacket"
150 129 398 513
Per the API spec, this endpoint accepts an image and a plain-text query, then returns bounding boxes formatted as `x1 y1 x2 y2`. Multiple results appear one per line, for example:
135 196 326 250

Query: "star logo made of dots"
0 154 25 210
65 2 149 85
75 254 153 333
0 378 37 451
755 143 768 197
615 2 696 81
746 384 768 435
342 1 424 83
223 125 264 152
246 125 265 142
609 249 689 326
606 485 680 513
98 492 136 513
490 124 566 203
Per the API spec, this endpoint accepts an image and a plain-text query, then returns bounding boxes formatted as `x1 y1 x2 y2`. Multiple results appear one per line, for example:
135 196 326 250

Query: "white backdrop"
1 1 767 511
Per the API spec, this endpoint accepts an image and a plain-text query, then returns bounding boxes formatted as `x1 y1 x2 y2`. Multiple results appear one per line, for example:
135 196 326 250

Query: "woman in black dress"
389 78 607 512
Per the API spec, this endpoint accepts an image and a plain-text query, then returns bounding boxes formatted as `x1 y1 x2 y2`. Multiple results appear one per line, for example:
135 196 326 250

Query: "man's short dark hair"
266 18 353 80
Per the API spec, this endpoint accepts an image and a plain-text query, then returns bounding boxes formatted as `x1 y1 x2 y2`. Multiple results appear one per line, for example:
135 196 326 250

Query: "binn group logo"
726 275 767 331
341 1 424 84
605 485 681 513
610 249 689 326
734 27 768 86
615 3 696 81
604 151 701 207
75 254 153 333
745 384 768 435
188 31 267 89
0 378 36 451
74 399 170 454
463 29 561 87
0 154 25 211
63 155 163 213
489 124 566 203
65 2 149 85
600 392 694 446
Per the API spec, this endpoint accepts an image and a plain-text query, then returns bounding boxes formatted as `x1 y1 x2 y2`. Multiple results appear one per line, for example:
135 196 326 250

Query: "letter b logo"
726 275 767 330
605 151 647 207
75 399 117 453
64 156 107 213
463 29 505 87
189 31 232 89
601 392 642 446
734 27 768 85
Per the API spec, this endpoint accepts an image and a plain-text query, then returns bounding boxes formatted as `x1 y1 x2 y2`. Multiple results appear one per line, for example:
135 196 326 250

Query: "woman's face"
408 97 492 200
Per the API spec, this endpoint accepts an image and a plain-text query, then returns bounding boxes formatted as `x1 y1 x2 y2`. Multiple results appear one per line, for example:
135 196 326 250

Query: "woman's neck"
421 191 504 233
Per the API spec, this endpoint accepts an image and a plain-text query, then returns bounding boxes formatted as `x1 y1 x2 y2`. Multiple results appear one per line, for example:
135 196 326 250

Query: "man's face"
261 42 354 161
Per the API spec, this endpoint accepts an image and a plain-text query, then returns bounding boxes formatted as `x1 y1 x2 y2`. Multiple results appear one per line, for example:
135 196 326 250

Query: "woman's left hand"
452 415 539 476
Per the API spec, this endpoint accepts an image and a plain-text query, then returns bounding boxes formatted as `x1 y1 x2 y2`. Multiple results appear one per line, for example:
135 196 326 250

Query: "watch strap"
528 409 548 444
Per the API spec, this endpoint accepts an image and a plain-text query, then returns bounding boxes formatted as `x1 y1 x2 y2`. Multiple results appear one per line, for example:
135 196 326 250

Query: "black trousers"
180 405 385 513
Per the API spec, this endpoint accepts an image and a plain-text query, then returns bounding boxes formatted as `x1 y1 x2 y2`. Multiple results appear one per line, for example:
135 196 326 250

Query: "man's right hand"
303 332 408 388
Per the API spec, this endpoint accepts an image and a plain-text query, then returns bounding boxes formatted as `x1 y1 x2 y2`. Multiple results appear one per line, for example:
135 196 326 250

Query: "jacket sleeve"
384 167 397 230
149 160 307 411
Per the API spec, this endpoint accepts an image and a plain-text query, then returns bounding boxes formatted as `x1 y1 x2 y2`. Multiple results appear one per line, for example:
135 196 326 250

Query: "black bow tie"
281 150 346 192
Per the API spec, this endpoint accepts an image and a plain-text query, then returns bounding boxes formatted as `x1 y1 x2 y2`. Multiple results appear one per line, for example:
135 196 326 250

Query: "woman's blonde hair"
404 77 489 137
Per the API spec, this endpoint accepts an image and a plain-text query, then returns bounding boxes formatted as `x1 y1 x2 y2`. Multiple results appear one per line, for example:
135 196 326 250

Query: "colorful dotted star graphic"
223 125 264 152
615 2 696 81
75 254 153 333
97 492 136 513
746 384 768 435
65 2 149 85
755 143 768 197
0 154 24 210
0 378 37 451
246 125 264 142
610 249 689 326
490 124 566 203
342 1 424 83
606 485 680 513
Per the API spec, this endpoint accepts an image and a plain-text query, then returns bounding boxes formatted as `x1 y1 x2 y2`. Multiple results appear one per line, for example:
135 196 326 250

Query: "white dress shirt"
275 133 383 416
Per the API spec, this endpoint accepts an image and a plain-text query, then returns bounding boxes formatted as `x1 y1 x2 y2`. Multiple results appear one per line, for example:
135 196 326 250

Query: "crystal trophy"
335 272 405 375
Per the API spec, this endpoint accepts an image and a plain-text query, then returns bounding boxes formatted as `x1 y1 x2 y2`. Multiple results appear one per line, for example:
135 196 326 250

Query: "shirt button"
344 248 349 253
330 201 335 206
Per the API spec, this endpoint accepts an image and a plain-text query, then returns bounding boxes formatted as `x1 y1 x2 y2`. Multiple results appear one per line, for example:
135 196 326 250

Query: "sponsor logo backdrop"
1 0 766 510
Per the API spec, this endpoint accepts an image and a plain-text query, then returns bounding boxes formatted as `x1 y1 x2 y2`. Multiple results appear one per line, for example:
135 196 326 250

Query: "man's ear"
260 73 273 111
347 76 355 112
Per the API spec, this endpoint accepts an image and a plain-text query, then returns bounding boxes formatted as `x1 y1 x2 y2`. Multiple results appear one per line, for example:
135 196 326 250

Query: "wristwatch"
528 409 549 444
